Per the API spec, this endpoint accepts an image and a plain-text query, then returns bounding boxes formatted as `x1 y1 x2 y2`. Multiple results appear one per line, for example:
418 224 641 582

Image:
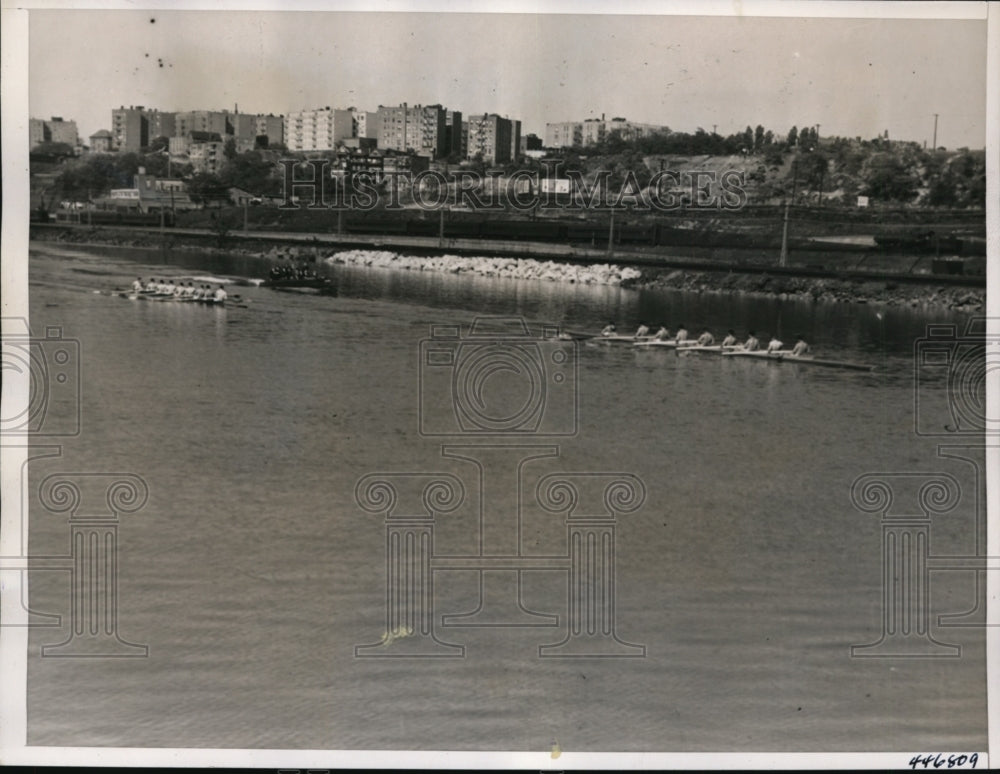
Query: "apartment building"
284 107 354 151
112 106 176 151
546 116 666 148
376 103 448 159
465 113 514 164
29 116 80 150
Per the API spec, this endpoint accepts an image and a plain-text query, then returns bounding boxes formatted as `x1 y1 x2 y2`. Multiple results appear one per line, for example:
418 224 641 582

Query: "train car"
345 219 408 235
480 220 564 241
405 220 438 237
78 210 175 228
565 224 602 243
442 221 484 239
616 224 656 245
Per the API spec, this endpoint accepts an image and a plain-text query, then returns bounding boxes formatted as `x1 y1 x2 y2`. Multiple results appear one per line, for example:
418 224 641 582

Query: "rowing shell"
633 339 700 348
590 335 652 344
721 349 876 371
116 292 235 307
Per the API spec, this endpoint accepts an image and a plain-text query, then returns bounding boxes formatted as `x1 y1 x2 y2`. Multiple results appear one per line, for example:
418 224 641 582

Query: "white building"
284 107 354 152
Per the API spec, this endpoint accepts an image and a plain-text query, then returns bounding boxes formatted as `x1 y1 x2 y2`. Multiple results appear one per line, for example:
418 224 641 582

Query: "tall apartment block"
544 121 583 149
510 119 522 162
174 110 231 138
445 110 463 158
112 106 176 151
351 109 379 141
29 116 80 149
465 113 516 164
253 114 284 148
284 107 354 152
545 116 666 148
376 103 448 159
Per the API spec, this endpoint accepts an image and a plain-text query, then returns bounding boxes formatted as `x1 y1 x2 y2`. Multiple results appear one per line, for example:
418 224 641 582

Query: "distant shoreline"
29 224 984 313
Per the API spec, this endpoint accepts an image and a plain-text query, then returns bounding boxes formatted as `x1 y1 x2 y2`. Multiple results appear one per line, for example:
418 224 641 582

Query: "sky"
26 7 988 149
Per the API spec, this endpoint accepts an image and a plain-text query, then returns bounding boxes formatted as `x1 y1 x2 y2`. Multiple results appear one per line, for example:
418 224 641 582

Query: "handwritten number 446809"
909 753 979 769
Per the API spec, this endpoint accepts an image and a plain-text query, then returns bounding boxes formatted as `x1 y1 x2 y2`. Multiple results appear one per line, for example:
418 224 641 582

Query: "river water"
23 242 986 752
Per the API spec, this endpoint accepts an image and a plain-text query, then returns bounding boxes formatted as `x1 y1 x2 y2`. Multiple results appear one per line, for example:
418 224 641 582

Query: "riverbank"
636 267 985 311
30 225 985 311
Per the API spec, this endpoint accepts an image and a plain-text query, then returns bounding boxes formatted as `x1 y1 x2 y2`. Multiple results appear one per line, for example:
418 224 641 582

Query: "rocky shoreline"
31 226 985 312
635 267 985 312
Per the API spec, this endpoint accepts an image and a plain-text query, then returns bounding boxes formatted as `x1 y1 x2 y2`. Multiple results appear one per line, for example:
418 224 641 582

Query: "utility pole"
779 198 791 267
932 113 939 150
607 208 615 256
790 156 799 205
243 198 249 233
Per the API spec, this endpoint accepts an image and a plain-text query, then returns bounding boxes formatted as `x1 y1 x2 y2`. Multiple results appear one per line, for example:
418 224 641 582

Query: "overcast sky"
27 9 988 149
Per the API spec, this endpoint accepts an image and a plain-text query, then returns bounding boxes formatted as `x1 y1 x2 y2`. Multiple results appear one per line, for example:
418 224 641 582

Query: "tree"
800 151 829 187
145 136 169 154
223 137 238 161
862 153 918 202
786 126 798 147
31 141 75 158
754 125 765 150
220 150 282 195
187 172 228 205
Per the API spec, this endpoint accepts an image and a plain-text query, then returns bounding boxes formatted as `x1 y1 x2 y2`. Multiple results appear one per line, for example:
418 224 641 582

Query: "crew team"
601 321 809 356
132 277 228 302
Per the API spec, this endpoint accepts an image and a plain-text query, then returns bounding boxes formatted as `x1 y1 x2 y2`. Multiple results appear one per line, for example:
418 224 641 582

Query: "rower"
182 282 195 297
696 328 715 346
213 284 228 303
790 335 810 357
601 322 617 336
634 322 650 338
721 329 738 348
744 330 760 351
132 277 143 292
172 281 185 296
766 335 784 353
674 324 689 343
191 285 203 299
653 325 672 341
